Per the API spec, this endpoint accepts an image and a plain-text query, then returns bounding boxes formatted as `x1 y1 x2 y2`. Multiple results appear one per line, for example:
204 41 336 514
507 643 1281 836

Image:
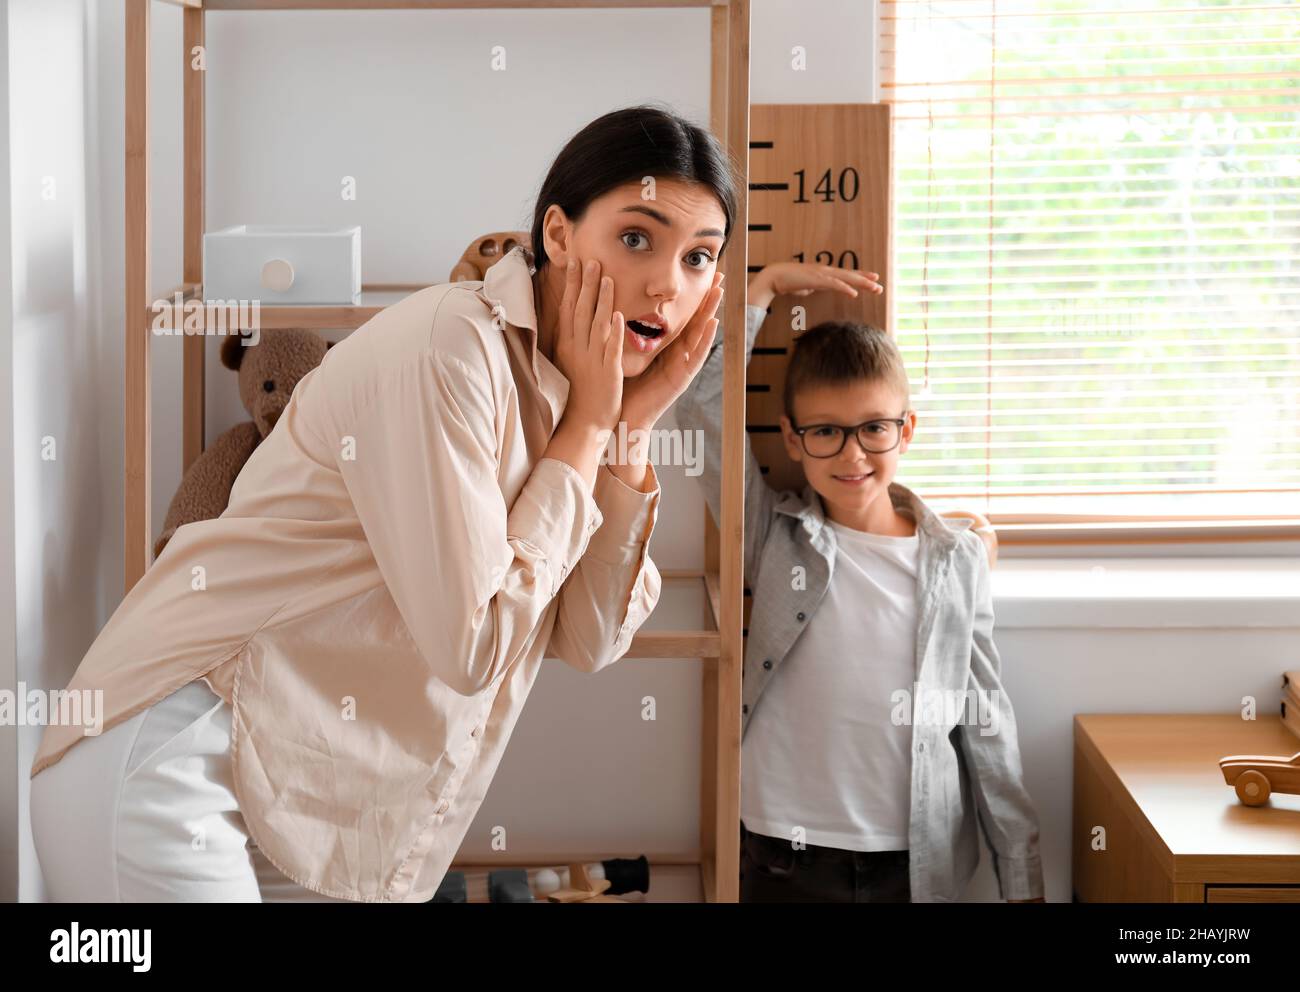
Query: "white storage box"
203 225 361 305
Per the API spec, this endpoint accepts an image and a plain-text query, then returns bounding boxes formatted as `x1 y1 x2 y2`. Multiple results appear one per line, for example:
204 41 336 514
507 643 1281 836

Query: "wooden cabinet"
1073 714 1300 902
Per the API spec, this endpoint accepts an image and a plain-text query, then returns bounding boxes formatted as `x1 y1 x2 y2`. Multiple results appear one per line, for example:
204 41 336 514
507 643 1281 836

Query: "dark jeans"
739 820 911 903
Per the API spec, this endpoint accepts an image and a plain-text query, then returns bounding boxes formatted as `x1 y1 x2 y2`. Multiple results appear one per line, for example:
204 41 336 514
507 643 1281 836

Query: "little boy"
673 263 1045 903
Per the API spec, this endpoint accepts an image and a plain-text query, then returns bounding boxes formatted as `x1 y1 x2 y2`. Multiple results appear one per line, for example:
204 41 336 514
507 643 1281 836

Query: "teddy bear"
153 328 333 558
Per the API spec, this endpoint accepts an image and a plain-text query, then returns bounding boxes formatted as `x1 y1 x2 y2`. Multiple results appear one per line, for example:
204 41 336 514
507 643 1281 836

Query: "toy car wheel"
1235 769 1271 806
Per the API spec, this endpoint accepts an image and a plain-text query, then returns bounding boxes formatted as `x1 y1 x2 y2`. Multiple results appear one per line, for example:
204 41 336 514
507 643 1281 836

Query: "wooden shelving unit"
125 0 749 902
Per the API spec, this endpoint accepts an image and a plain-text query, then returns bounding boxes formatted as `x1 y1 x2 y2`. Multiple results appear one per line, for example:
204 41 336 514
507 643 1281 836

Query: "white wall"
10 0 1299 903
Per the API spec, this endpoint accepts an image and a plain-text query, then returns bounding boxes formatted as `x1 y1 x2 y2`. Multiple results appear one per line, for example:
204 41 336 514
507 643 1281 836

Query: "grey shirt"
673 304 1045 902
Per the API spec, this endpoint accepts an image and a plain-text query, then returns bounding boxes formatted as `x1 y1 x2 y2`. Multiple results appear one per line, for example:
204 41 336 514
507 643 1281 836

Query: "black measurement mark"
749 140 774 149
748 223 772 232
746 383 771 393
749 182 789 191
748 425 782 434
753 346 788 356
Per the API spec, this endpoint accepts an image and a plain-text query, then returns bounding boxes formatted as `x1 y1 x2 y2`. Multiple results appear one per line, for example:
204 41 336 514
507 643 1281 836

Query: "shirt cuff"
996 854 1046 901
509 457 604 597
586 461 662 564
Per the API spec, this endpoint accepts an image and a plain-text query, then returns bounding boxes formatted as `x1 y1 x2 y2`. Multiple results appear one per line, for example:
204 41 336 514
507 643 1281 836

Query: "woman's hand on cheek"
553 257 625 433
619 271 725 430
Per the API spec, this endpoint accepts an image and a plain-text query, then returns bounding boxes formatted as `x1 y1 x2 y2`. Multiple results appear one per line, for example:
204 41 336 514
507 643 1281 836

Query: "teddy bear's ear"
220 330 255 371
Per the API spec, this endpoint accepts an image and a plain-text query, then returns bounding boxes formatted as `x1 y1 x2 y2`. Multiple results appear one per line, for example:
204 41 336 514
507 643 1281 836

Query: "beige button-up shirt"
31 244 663 903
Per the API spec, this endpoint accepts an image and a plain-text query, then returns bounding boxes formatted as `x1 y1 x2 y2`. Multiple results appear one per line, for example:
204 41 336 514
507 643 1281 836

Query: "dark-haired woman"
30 105 737 903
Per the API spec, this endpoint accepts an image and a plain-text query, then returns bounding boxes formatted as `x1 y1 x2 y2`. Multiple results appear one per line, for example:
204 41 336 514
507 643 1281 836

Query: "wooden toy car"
545 863 626 903
1219 750 1300 806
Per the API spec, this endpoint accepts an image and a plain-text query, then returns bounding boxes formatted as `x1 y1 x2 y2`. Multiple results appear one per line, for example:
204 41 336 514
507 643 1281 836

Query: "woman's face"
541 178 727 377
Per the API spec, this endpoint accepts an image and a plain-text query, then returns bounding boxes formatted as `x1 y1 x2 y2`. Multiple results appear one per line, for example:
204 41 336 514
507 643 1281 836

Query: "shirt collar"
775 478 969 554
472 243 571 437
474 244 543 382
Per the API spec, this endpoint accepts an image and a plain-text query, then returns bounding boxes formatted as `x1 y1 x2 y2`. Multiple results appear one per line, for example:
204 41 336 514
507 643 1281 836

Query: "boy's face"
779 379 917 517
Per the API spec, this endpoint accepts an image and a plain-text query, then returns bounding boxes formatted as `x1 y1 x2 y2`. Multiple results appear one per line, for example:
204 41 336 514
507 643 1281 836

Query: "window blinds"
880 0 1300 526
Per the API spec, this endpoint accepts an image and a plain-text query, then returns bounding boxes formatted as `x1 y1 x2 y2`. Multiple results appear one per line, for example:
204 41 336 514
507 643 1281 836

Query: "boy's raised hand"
749 261 884 310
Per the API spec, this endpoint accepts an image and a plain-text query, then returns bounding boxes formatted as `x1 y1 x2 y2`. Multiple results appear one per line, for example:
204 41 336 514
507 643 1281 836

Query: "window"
880 0 1300 538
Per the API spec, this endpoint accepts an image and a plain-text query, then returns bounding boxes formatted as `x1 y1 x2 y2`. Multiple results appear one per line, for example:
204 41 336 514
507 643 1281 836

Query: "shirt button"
471 725 483 738
436 800 450 814
917 742 926 753
796 612 806 622
762 659 773 670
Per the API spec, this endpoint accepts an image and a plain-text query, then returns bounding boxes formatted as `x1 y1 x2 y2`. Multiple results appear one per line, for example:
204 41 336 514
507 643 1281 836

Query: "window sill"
991 557 1300 630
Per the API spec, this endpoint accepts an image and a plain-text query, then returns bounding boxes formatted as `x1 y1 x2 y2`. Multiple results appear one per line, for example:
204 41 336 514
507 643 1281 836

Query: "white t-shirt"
741 517 920 851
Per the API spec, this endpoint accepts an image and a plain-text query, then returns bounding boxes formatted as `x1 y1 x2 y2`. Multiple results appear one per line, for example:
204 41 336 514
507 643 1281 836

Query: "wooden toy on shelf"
544 863 626 904
448 231 530 283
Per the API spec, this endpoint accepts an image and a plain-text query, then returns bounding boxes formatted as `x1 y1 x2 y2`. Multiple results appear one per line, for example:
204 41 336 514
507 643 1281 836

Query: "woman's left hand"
619 270 725 430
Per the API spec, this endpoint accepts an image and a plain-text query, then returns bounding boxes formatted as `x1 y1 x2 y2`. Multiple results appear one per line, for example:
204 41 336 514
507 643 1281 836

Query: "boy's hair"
782 321 911 422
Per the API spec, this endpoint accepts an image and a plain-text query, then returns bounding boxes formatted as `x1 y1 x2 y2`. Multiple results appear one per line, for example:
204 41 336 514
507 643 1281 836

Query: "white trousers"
30 678 352 902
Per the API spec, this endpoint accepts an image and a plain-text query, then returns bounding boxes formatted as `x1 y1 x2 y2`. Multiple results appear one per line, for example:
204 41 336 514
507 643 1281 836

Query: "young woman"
29 105 739 903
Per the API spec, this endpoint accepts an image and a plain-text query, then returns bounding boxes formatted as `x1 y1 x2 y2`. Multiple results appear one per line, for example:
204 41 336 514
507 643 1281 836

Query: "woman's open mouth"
626 318 667 354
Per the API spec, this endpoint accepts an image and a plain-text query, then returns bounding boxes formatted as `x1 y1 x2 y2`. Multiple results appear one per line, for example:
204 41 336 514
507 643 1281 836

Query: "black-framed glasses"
790 415 908 458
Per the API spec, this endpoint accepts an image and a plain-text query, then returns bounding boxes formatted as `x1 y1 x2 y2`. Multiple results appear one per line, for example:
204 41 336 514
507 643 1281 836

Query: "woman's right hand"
554 257 624 434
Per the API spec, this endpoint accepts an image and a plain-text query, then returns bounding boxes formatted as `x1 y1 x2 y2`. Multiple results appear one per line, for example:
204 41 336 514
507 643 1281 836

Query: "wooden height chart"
702 103 892 656
746 103 893 496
